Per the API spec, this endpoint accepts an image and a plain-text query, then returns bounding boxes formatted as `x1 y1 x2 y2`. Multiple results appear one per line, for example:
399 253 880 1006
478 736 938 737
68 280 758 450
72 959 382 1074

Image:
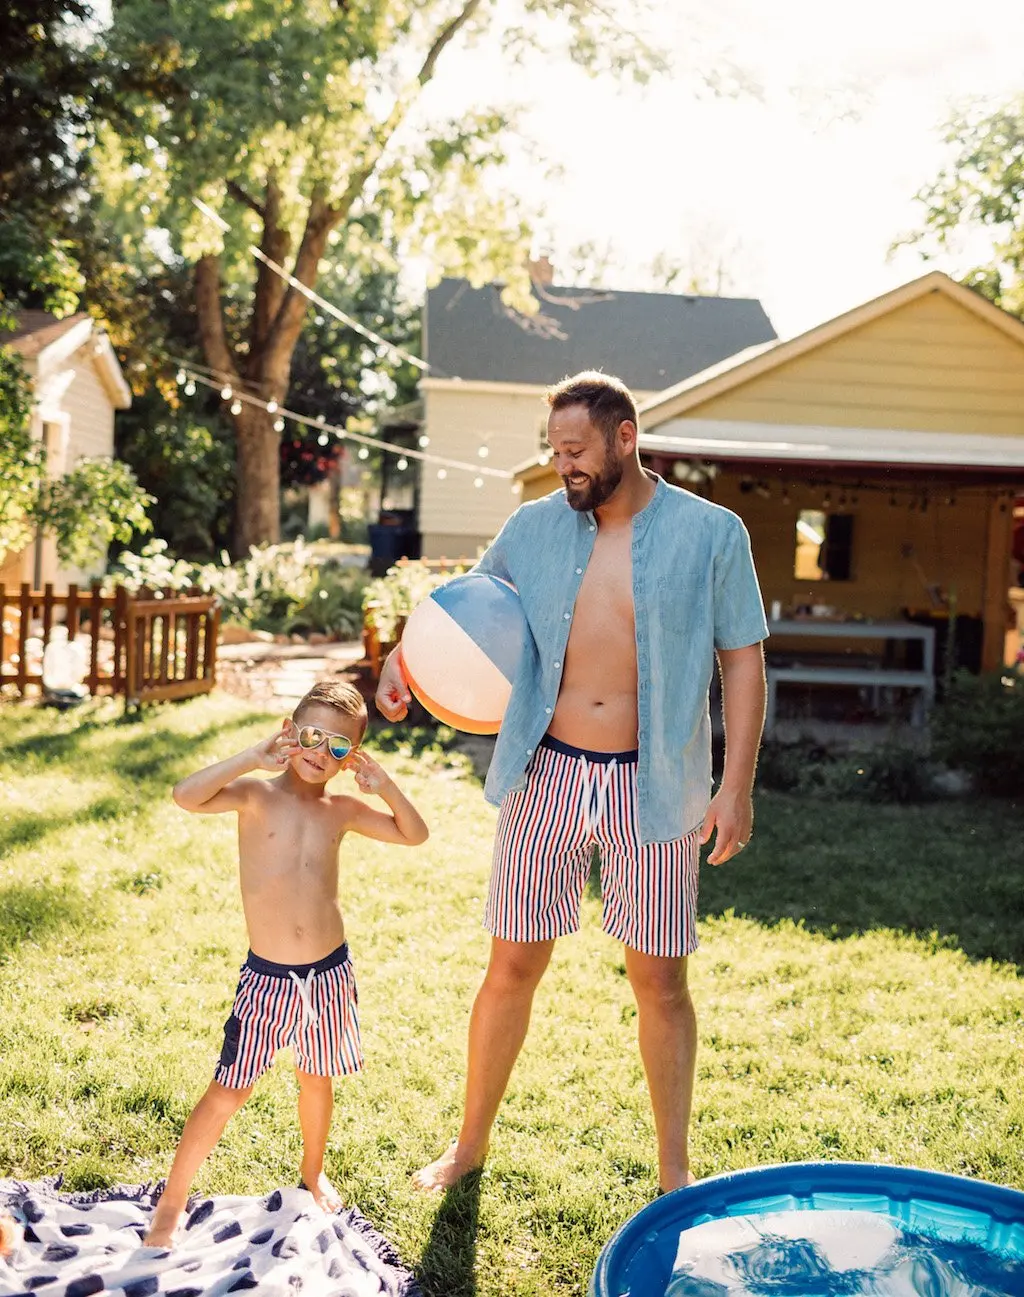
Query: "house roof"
638 419 1024 473
2 311 90 358
2 310 131 409
424 278 777 391
637 270 1024 425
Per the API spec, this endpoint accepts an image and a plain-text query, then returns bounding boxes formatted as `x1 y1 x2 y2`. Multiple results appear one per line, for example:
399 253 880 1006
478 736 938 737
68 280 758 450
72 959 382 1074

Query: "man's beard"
562 456 623 512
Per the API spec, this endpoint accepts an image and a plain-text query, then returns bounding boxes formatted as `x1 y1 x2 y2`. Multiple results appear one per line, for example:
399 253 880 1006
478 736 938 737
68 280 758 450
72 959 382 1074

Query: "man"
376 371 768 1194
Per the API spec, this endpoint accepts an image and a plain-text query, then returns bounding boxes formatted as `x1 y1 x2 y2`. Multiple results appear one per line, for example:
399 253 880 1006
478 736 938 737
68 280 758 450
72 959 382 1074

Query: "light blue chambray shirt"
472 473 770 844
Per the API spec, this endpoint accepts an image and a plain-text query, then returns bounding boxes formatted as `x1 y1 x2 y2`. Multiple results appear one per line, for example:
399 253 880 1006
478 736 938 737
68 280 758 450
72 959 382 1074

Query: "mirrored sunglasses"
295 724 355 761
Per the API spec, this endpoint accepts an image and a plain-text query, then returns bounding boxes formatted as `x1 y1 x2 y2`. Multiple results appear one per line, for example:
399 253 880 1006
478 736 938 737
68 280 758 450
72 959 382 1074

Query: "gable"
678 289 1024 437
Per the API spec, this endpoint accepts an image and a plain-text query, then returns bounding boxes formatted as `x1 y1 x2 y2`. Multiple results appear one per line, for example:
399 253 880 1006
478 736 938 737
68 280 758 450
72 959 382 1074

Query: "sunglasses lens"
297 726 322 749
327 736 352 760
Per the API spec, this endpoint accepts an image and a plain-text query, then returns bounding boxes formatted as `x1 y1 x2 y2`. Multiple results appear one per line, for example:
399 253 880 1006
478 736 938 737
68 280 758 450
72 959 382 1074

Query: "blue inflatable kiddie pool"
590 1162 1024 1296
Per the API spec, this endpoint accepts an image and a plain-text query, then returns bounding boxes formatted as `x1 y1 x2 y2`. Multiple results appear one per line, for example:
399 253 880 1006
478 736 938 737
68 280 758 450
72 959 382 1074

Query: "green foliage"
104 538 198 594
284 565 368 639
0 345 39 563
757 739 937 804
902 97 1024 316
193 540 318 632
363 559 465 643
931 671 1024 797
36 457 154 568
115 390 235 559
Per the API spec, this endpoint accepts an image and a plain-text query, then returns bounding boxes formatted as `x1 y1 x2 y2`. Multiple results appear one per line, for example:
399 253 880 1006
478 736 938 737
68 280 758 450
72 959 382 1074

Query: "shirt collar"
582 470 666 531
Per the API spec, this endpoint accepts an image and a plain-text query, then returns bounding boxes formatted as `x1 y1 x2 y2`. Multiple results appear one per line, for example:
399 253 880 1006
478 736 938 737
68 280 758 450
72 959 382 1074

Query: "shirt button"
589 524 596 532
554 661 561 668
527 748 534 756
575 567 582 575
545 706 552 714
563 612 570 620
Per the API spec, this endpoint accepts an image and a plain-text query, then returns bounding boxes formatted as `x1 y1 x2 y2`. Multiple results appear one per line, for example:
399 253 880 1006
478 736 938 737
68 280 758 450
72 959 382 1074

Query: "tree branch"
249 172 290 367
226 178 267 219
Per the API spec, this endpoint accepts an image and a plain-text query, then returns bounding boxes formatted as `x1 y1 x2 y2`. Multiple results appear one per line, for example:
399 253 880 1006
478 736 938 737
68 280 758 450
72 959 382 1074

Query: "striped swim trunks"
485 735 701 958
215 943 362 1089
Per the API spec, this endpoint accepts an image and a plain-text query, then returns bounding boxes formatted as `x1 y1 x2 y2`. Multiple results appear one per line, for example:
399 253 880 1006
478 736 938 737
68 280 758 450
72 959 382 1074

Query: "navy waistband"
245 943 349 978
540 734 638 765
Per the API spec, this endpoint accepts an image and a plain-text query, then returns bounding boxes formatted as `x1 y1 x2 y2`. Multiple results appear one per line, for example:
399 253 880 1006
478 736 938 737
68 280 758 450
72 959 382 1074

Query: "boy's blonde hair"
294 681 368 736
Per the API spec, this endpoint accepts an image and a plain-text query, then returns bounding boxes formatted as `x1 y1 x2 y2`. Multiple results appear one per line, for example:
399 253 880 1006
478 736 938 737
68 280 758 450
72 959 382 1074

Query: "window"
794 510 854 581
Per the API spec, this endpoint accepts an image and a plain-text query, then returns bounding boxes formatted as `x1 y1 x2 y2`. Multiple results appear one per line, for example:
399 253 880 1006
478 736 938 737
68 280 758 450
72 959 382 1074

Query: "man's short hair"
294 681 368 734
545 370 638 445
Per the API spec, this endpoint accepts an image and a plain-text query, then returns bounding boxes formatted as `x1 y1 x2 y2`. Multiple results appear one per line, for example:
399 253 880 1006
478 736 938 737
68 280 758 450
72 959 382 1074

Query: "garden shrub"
757 739 937 803
930 670 1024 797
362 560 465 644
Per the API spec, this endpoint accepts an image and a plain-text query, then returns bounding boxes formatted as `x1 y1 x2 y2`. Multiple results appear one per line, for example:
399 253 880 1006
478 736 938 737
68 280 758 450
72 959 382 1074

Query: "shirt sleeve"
713 514 770 650
469 507 519 585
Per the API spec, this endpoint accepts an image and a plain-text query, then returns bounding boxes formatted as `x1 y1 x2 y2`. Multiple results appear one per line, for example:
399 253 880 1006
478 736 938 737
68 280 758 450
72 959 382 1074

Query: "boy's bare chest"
239 799 341 882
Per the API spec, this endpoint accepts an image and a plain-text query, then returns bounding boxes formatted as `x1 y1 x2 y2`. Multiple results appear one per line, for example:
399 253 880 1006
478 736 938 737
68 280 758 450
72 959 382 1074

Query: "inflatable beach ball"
399 574 527 734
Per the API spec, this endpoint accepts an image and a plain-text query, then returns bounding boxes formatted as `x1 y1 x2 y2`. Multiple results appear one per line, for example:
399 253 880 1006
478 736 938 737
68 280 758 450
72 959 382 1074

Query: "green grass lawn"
0 694 1021 1295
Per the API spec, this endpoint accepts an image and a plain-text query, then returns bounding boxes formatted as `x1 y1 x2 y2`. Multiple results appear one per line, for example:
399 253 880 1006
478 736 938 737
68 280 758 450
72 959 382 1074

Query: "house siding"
686 292 1024 436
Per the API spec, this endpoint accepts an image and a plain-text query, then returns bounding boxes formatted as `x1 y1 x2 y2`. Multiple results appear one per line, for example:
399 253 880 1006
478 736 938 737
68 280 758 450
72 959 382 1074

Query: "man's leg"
296 1069 342 1212
413 936 554 1190
624 948 697 1193
144 1080 253 1246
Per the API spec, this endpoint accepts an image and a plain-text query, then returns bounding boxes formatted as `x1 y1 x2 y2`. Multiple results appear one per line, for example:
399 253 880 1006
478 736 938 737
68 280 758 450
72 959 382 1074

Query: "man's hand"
700 786 753 865
375 649 411 722
342 749 391 796
249 723 301 772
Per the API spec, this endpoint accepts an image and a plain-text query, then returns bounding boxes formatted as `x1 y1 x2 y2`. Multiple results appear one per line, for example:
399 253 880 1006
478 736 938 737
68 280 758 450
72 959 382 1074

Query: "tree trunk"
233 404 282 552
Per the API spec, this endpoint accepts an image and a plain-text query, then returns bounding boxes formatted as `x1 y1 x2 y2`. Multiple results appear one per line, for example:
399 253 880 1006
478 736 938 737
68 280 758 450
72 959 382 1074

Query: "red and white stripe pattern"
215 945 362 1088
485 738 701 957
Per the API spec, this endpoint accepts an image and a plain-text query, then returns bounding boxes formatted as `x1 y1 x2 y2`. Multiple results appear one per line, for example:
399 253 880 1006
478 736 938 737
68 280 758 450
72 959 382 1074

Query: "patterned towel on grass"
0 1179 421 1297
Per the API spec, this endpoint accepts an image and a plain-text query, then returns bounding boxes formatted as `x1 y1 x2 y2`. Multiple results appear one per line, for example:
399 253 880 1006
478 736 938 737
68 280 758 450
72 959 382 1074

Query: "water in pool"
665 1209 1024 1295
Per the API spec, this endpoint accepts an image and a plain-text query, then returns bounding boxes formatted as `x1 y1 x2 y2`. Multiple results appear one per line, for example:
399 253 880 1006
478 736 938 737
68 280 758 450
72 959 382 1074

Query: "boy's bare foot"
143 1202 184 1249
412 1142 486 1192
299 1171 343 1214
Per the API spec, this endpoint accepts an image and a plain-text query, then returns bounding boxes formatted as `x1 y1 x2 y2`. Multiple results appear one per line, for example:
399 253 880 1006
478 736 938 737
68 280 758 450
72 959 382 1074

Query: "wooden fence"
0 581 220 708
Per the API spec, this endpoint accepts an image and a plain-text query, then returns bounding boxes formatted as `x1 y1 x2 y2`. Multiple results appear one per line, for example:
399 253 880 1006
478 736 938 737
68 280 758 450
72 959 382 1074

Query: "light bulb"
437 468 447 480
396 457 408 470
318 434 329 446
230 399 242 415
474 477 484 488
358 447 369 460
478 445 489 458
273 418 285 432
184 381 196 396
221 385 232 400
267 400 278 414
512 481 523 495
176 369 186 385
418 435 430 448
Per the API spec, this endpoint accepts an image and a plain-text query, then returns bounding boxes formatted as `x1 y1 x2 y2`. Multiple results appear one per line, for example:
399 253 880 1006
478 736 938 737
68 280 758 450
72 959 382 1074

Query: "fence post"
17 583 30 695
42 583 55 648
0 584 6 687
88 581 103 696
66 583 80 640
113 585 128 697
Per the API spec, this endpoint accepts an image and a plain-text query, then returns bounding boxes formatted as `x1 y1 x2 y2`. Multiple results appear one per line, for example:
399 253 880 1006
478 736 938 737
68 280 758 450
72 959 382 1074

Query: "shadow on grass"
0 795 123 857
416 1169 482 1297
700 792 1024 969
0 880 99 961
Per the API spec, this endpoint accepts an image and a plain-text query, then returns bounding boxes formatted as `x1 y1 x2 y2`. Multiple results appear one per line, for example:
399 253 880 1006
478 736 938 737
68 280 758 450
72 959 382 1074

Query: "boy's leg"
144 1080 252 1246
413 935 553 1191
296 1069 342 1213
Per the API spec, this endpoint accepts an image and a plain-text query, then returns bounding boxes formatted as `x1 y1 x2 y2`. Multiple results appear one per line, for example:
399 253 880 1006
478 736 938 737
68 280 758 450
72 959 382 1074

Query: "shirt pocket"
655 569 710 633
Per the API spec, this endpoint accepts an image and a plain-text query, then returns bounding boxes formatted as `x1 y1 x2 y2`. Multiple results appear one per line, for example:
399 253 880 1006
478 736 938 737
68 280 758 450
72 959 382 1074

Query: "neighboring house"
516 271 1024 673
0 311 132 591
418 271 776 557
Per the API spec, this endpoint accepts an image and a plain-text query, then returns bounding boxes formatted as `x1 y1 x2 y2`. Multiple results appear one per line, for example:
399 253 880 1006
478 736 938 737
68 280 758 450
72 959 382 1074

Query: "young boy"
144 681 428 1247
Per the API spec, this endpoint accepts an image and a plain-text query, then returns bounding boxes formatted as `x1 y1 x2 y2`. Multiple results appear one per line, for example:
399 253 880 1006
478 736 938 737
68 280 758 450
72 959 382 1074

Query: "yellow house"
516 271 1024 676
0 311 132 590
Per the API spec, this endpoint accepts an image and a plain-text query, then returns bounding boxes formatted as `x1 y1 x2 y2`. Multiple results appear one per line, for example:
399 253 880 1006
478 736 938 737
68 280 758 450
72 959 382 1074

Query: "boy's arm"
173 727 299 814
339 751 429 845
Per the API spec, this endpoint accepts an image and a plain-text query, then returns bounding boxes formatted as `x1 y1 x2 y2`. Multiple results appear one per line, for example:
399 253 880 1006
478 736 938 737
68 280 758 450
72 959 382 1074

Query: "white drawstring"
579 756 616 839
289 968 318 1030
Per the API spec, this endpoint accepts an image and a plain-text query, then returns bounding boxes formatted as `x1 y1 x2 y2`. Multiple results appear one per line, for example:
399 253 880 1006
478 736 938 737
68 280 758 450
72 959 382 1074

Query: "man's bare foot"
143 1202 184 1249
659 1168 697 1194
412 1142 486 1192
299 1170 343 1214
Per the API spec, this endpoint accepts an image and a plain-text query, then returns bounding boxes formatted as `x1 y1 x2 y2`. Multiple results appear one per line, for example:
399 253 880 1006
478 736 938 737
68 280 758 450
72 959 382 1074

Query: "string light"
418 435 430 448
230 398 242 415
396 457 408 470
177 367 513 481
478 446 489 459
176 368 186 385
474 476 484 488
267 400 278 414
273 417 285 432
184 380 196 396
318 433 329 446
437 469 447 479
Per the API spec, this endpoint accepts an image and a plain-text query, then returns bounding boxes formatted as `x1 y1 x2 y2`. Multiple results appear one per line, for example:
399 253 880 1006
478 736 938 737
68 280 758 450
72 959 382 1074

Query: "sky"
427 0 1024 340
